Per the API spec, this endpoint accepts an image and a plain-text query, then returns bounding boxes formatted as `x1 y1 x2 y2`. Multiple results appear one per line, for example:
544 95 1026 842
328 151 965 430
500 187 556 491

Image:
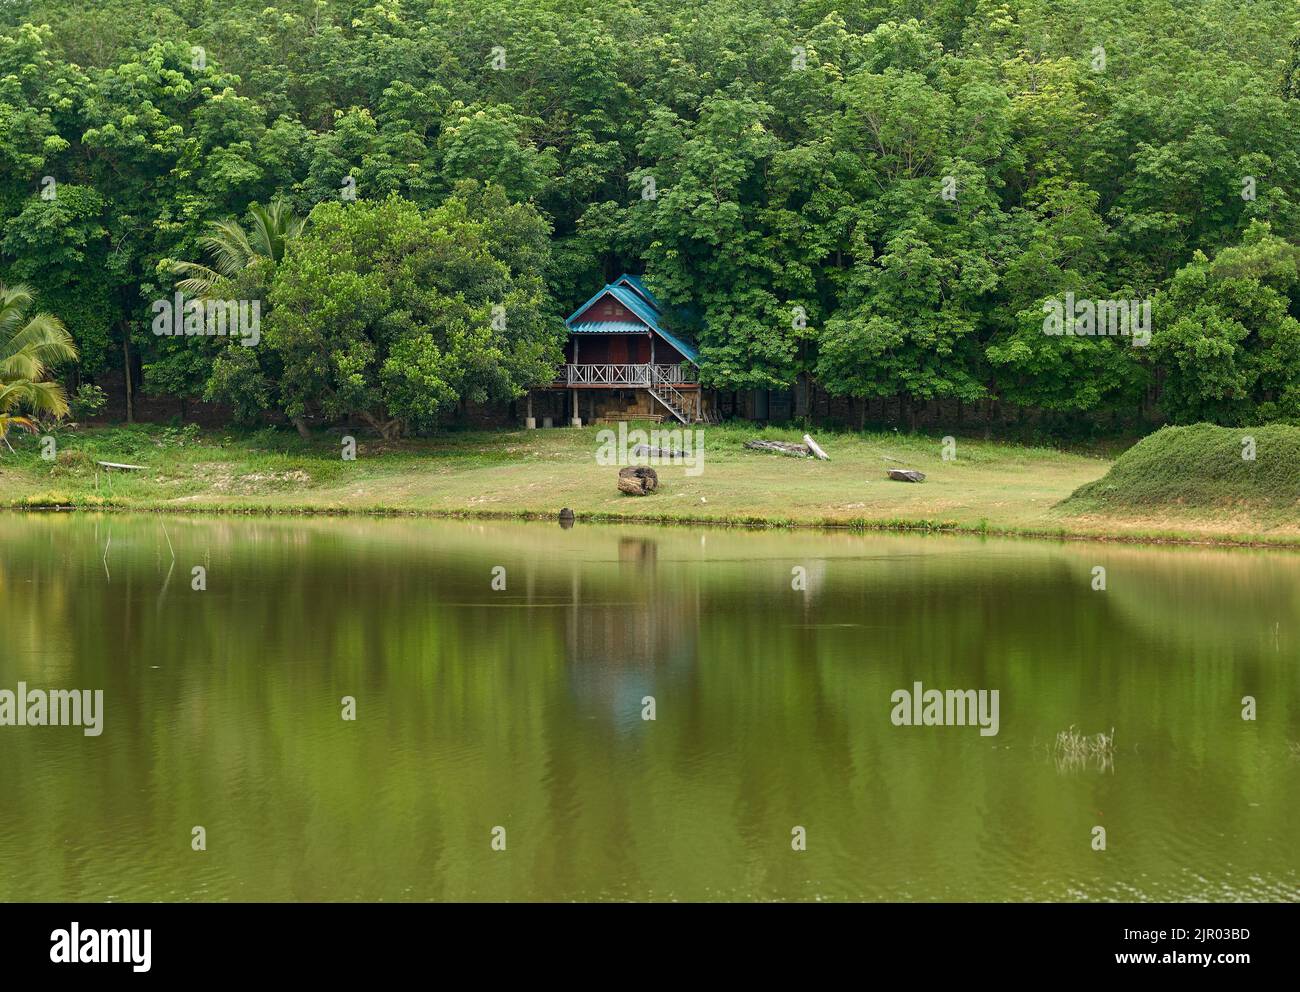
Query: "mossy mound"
1064 423 1300 510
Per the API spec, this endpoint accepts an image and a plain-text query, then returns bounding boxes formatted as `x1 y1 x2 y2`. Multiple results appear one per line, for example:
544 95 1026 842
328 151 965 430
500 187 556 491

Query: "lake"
0 513 1296 901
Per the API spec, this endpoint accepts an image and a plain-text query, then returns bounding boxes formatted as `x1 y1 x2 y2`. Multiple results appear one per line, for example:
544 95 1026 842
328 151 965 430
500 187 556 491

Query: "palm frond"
248 199 306 262
0 378 70 418
0 414 37 435
168 200 304 310
170 260 224 299
200 219 257 278
0 284 77 425
0 313 77 381
0 284 37 338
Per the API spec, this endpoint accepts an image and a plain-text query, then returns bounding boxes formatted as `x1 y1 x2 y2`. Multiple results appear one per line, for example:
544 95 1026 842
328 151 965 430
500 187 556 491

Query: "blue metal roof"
606 284 661 329
568 320 648 335
649 324 700 367
564 275 699 365
614 274 663 313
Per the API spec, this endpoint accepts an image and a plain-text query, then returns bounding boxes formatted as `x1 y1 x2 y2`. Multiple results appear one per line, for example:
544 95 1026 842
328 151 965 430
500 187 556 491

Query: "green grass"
1065 423 1300 510
0 421 1296 546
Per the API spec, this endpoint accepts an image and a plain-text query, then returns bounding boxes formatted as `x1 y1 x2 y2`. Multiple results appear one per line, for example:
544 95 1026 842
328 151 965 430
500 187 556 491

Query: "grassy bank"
1066 423 1300 510
1 422 1297 546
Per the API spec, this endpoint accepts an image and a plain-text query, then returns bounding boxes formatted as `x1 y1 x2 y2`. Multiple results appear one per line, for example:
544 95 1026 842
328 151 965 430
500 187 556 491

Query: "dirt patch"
188 463 312 494
239 470 312 486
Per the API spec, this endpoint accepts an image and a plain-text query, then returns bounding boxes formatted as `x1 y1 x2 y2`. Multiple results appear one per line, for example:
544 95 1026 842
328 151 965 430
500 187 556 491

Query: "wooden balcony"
556 363 699 388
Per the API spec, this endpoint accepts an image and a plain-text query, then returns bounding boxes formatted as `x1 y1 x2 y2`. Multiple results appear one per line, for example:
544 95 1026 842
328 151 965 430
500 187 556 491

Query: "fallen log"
803 433 830 460
631 443 687 461
743 439 810 457
617 465 659 496
887 469 926 483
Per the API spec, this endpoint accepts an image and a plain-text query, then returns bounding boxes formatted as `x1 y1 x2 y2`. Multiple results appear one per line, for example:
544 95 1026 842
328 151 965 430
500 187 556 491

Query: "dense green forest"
2 0 1300 436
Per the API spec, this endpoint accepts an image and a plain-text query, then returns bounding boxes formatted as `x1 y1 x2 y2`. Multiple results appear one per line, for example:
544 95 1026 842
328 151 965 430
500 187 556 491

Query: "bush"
56 448 92 469
69 384 108 421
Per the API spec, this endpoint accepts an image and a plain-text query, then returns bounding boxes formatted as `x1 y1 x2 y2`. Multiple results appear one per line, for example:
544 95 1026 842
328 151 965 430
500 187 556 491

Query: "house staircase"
648 377 697 424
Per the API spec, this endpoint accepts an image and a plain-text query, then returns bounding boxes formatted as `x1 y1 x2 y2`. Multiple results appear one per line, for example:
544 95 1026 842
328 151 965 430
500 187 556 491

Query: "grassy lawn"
1 421 1296 546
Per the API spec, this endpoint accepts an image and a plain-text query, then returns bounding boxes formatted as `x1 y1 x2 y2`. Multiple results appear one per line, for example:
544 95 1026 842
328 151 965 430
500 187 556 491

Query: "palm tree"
171 199 306 300
170 198 308 434
0 283 78 452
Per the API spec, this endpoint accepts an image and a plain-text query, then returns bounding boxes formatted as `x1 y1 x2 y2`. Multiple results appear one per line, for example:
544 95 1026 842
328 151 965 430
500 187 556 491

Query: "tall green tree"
1152 222 1300 424
264 187 564 438
145 199 305 418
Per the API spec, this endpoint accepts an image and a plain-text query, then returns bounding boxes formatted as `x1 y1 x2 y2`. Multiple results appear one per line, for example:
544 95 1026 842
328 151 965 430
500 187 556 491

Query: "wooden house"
528 274 706 425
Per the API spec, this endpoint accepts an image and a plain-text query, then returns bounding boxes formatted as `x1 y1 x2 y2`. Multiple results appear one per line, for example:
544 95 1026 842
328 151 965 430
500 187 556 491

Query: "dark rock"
887 469 926 483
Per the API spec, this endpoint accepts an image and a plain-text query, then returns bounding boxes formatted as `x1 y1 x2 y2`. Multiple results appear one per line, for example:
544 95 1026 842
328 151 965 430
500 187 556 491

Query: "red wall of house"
653 337 686 363
566 291 689 365
565 334 654 363
585 298 640 323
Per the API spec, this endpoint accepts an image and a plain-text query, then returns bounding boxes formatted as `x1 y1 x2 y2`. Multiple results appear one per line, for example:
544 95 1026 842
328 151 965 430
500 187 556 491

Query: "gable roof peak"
562 274 698 366
613 273 663 313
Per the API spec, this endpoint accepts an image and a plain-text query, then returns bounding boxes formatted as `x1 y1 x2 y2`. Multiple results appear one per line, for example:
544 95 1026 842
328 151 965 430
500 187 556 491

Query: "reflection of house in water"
561 538 698 727
793 559 828 601
617 537 657 569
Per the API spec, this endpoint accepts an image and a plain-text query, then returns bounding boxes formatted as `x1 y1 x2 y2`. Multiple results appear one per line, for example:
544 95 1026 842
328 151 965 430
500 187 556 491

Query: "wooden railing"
560 364 697 386
653 364 697 385
648 379 696 423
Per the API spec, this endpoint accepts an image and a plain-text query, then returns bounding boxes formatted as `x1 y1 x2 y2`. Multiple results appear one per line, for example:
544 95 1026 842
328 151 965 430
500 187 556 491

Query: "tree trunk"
358 413 405 441
291 415 310 438
121 325 134 424
803 433 830 460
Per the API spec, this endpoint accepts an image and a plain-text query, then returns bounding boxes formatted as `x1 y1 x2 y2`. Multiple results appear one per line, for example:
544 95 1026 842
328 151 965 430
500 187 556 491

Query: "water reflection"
0 513 1297 902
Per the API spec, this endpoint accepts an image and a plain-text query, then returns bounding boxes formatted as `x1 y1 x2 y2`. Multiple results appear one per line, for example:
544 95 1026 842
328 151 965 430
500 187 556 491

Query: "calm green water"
0 513 1296 902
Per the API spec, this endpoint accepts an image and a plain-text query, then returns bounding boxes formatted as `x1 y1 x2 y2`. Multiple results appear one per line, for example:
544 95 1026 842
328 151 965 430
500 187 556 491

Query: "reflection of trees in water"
1089 545 1300 658
4 516 1300 900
